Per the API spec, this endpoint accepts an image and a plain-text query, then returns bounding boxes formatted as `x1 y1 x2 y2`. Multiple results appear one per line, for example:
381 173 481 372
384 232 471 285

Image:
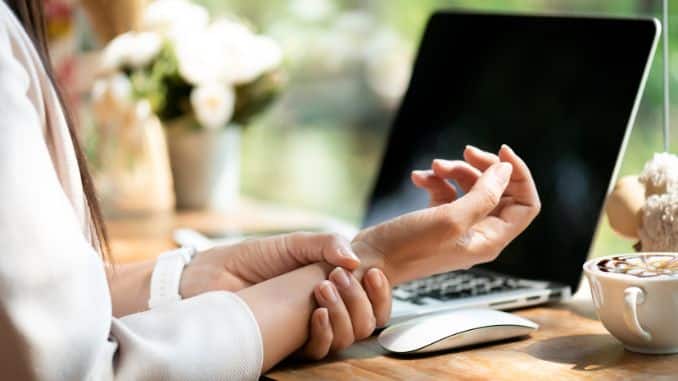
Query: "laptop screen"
362 12 658 292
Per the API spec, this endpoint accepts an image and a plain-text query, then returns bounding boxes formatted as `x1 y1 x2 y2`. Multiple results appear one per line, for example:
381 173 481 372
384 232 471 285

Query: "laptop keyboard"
393 270 529 305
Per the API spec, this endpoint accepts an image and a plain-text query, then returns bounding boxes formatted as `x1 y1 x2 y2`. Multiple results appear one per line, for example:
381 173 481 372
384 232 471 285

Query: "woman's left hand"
300 267 391 360
180 232 363 297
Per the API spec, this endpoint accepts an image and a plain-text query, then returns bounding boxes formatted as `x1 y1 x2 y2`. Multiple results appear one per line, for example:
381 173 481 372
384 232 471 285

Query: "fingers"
498 145 541 209
460 144 539 210
464 146 541 263
473 146 540 243
302 308 333 360
412 150 502 205
306 268 384 360
464 145 500 171
431 159 482 193
411 169 457 206
284 232 361 271
363 268 392 327
329 267 377 341
439 162 513 234
314 280 355 351
366 161 513 258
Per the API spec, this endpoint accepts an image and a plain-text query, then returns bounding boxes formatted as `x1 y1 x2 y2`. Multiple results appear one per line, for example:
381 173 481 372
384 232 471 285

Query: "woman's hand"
180 232 362 297
352 145 541 285
301 267 391 360
179 232 393 361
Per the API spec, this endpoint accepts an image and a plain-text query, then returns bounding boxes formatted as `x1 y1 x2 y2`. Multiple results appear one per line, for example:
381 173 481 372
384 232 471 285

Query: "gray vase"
165 119 241 210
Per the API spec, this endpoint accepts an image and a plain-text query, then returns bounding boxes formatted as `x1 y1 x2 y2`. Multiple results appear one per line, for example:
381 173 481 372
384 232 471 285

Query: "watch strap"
148 247 196 309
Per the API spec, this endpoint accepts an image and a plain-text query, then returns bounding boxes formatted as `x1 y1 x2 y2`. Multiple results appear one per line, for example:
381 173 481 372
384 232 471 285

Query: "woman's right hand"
178 232 393 360
352 145 541 285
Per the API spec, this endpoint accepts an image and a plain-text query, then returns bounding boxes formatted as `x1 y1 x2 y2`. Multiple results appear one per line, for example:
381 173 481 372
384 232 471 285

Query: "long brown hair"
4 0 109 260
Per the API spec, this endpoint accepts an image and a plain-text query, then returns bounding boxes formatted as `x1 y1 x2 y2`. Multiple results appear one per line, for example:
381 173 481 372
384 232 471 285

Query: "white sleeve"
0 15 263 381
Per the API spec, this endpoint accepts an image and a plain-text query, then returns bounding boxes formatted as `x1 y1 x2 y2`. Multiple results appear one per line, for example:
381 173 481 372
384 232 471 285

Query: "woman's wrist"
350 239 394 284
107 260 155 317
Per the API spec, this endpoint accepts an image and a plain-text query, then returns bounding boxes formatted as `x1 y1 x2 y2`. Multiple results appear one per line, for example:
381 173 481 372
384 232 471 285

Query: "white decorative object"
142 0 209 36
165 119 241 210
606 153 678 252
100 31 163 71
93 0 283 211
190 84 236 130
638 152 678 196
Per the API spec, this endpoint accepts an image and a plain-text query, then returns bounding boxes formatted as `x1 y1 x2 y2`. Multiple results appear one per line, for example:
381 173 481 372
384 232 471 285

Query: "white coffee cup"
583 253 678 354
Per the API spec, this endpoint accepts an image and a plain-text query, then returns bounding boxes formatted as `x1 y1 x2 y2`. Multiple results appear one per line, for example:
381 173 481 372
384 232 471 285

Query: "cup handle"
623 286 651 342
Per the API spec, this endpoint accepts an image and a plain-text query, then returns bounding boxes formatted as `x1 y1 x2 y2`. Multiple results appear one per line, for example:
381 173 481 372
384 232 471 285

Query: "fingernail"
494 162 512 182
412 170 427 176
320 283 338 304
368 268 383 289
331 267 352 289
432 159 450 169
467 145 493 156
318 309 329 326
501 144 514 154
340 247 360 262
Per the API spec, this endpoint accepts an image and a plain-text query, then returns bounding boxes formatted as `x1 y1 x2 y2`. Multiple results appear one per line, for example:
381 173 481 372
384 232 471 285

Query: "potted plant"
94 0 284 210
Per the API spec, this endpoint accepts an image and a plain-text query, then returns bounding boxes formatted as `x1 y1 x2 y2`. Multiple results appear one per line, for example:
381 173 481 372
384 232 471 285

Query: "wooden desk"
106 204 678 380
268 305 678 380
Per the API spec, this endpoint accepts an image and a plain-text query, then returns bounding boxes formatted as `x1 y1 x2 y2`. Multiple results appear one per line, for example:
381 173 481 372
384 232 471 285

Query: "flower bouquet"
92 0 284 210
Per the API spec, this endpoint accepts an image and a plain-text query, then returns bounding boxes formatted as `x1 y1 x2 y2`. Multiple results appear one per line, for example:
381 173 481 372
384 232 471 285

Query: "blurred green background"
193 0 674 258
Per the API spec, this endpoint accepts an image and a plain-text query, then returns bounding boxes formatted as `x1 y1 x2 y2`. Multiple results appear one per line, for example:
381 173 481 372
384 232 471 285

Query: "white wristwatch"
148 246 197 309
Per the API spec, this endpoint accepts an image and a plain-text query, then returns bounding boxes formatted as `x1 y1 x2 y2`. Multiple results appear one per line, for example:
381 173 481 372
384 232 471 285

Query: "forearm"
237 262 333 372
107 260 155 317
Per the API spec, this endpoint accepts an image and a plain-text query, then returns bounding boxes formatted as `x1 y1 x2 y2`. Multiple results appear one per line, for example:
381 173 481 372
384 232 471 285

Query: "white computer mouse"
378 308 538 354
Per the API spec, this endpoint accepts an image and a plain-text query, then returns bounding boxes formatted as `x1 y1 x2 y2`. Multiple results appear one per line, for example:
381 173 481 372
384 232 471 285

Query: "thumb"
286 233 361 270
320 235 362 271
441 162 513 230
429 162 513 235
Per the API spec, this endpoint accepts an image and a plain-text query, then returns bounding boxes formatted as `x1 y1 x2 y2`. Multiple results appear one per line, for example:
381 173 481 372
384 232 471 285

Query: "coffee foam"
596 254 678 278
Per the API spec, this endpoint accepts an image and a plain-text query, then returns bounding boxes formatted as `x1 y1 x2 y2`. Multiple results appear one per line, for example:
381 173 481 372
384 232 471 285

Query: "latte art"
597 254 678 277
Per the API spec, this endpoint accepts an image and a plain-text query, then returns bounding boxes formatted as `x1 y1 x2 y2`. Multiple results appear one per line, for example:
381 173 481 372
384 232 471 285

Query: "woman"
0 1 540 379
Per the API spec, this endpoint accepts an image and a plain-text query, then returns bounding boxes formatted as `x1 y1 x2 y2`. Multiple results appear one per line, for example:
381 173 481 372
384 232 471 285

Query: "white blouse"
0 3 262 380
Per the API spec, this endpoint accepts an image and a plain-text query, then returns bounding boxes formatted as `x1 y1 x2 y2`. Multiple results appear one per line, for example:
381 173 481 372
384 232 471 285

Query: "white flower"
173 19 252 85
100 34 130 71
128 32 163 67
91 73 133 123
242 35 283 81
204 19 282 84
174 19 282 85
133 99 153 121
173 29 224 85
190 84 235 129
101 31 163 71
206 19 259 84
638 152 678 196
208 17 253 38
142 0 209 37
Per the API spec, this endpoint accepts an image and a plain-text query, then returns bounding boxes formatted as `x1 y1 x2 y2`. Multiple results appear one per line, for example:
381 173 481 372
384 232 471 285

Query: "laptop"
362 11 660 324
174 11 659 324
